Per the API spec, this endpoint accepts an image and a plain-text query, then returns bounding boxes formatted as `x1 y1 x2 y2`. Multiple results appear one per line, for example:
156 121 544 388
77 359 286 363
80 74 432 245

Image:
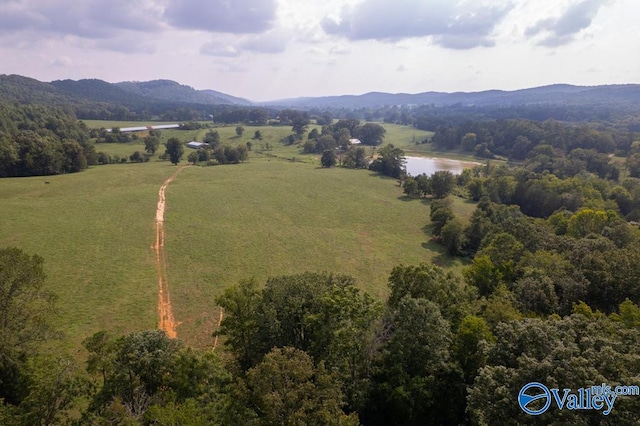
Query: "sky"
0 0 638 102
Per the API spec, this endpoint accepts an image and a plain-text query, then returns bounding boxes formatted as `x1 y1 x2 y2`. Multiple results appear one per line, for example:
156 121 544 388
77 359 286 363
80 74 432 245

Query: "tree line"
402 158 640 315
428 118 636 162
0 103 96 177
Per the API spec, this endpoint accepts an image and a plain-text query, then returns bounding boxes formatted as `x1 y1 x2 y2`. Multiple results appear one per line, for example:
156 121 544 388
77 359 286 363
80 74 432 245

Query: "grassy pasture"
163 160 470 345
0 121 476 350
0 162 175 350
90 120 458 164
92 123 325 163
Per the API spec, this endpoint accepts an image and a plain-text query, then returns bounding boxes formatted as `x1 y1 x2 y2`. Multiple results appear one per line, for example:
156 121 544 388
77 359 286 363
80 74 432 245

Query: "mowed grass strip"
164 159 469 346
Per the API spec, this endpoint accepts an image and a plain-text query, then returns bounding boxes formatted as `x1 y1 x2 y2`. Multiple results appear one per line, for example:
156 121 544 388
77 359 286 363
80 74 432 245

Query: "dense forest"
0 103 96 177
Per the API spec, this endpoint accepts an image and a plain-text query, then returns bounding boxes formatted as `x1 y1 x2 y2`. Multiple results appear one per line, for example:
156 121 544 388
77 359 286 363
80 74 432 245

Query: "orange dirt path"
212 307 224 350
154 165 188 338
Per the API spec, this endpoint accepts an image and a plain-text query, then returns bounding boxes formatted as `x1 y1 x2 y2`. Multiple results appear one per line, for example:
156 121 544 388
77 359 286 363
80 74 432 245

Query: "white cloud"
200 29 290 57
201 43 241 57
164 0 277 34
329 45 351 55
49 56 73 67
321 0 514 49
525 0 612 46
0 0 164 38
239 29 289 54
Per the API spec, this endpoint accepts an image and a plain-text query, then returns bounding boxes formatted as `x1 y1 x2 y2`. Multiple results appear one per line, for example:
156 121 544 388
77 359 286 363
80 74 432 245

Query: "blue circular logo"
519 382 551 415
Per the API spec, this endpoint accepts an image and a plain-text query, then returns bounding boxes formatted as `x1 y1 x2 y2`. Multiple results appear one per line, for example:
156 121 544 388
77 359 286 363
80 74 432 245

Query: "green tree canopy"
429 170 455 199
0 247 56 405
237 347 358 426
165 138 184 165
144 135 160 155
321 149 337 168
369 144 405 178
359 123 386 146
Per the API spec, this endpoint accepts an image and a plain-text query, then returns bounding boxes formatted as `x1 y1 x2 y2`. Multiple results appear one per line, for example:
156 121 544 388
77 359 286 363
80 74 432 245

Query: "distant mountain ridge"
0 74 253 120
0 74 249 110
115 80 251 106
2 74 640 115
262 84 640 108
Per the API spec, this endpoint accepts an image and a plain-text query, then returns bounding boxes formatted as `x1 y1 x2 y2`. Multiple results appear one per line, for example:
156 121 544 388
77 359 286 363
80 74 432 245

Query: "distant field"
91 123 326 167
0 121 476 350
90 121 441 163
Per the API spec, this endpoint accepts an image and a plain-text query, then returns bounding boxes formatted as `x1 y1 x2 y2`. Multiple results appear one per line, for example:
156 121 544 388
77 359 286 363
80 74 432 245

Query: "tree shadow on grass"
398 195 431 206
421 239 460 268
398 195 417 202
422 223 435 236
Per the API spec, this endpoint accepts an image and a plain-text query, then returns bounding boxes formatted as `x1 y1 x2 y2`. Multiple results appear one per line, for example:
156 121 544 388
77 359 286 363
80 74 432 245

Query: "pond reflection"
405 156 481 177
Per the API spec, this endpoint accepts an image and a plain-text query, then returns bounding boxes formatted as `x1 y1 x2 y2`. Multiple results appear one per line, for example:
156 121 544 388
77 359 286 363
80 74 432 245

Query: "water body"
405 156 481 177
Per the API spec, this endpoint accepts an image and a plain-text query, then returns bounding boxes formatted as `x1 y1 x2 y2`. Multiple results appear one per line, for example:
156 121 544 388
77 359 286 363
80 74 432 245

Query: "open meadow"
0 122 475 350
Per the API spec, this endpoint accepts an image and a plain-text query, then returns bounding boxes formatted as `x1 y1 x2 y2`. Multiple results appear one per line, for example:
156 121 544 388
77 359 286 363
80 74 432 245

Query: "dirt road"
212 307 224 350
154 165 188 338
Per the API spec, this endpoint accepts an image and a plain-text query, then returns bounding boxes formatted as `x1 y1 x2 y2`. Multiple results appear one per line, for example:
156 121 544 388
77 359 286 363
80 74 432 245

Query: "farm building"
186 141 208 149
105 124 180 133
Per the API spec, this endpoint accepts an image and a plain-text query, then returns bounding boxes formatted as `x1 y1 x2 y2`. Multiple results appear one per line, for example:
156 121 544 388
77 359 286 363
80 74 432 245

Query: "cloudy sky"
0 0 638 101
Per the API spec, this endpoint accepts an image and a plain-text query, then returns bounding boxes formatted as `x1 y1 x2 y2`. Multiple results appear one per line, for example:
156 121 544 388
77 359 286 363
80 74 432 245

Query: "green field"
0 163 170 349
0 122 475 350
93 123 325 162
89 120 484 163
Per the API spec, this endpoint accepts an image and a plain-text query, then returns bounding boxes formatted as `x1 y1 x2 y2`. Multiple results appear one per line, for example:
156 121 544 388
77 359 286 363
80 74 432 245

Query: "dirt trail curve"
154 165 188 338
212 307 224 351
154 164 224 345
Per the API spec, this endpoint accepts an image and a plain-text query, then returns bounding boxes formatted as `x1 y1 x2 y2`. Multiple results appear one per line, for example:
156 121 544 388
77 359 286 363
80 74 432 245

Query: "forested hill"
0 74 73 106
115 80 251 106
0 74 248 121
51 78 156 107
263 84 640 109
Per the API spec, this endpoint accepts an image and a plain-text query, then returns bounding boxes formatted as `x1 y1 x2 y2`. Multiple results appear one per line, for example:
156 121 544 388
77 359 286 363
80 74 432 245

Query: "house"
186 141 207 149
349 138 362 145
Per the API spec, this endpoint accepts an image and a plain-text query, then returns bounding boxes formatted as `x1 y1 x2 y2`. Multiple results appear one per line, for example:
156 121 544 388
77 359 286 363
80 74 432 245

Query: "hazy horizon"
1 0 638 102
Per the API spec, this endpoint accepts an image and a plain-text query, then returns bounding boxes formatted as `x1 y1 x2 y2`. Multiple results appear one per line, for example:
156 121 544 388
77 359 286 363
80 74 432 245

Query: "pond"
404 156 481 177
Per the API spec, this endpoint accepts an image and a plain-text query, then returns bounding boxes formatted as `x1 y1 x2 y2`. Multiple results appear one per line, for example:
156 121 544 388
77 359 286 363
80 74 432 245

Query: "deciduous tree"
240 347 357 425
430 170 455 198
165 138 184 165
359 123 386 146
187 151 198 164
321 149 337 168
0 247 56 405
144 136 160 155
369 144 405 178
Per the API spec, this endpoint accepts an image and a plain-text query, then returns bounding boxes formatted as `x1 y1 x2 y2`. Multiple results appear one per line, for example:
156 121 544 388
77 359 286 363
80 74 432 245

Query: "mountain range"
2 74 640 112
262 84 640 108
0 74 251 110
